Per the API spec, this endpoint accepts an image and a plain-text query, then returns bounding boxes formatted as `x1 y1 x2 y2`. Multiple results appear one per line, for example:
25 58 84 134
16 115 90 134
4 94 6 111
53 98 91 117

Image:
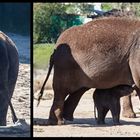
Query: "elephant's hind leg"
63 87 89 121
47 87 69 125
0 83 9 126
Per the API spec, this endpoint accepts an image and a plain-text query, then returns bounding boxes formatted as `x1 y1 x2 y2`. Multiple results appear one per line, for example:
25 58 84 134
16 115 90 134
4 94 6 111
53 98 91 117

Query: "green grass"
34 43 55 69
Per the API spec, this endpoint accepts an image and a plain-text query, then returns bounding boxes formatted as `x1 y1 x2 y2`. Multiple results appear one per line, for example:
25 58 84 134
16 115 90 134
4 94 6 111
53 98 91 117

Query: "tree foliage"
33 3 83 43
34 3 67 43
34 3 140 44
102 3 113 11
103 3 140 16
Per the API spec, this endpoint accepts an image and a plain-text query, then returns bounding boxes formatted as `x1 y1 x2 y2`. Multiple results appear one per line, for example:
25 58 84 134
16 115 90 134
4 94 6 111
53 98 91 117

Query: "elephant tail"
37 49 56 106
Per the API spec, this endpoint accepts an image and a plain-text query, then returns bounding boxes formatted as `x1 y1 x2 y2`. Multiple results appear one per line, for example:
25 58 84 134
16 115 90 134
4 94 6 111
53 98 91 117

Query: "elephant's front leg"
122 95 136 118
110 100 121 125
96 107 108 125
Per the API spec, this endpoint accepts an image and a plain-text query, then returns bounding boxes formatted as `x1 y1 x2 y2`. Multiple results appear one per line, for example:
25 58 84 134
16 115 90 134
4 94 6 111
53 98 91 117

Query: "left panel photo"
0 3 30 137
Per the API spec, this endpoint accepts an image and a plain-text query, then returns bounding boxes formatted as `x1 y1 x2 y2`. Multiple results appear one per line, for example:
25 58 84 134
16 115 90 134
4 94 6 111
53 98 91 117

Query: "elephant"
38 17 140 125
93 85 134 125
0 31 19 126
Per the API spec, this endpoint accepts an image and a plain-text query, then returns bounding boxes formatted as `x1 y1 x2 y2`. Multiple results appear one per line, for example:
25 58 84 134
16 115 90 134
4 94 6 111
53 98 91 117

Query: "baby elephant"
93 85 134 125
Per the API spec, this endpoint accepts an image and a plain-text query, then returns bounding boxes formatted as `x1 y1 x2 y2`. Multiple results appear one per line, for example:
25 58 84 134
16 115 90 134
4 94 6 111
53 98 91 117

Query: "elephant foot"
63 114 74 121
0 122 6 126
113 121 121 125
0 119 6 126
97 120 105 125
122 111 136 118
57 120 65 125
47 118 64 125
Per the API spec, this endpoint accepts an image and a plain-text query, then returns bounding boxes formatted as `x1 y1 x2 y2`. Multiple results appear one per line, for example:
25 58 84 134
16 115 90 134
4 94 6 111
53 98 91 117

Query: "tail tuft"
37 92 42 107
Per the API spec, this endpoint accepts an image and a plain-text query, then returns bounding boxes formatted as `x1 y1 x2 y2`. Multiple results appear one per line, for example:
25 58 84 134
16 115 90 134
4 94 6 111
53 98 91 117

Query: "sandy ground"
33 71 140 137
0 33 30 137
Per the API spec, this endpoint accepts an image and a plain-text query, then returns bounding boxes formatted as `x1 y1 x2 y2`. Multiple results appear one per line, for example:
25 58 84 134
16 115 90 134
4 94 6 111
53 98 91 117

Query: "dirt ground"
33 71 140 137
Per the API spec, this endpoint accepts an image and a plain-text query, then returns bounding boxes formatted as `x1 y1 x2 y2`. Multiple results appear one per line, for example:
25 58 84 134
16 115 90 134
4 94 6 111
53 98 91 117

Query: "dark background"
0 3 30 35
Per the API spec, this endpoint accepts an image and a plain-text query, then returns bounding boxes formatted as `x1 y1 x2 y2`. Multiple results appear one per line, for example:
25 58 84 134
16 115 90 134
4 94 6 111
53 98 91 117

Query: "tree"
107 2 140 16
33 3 83 43
34 3 67 43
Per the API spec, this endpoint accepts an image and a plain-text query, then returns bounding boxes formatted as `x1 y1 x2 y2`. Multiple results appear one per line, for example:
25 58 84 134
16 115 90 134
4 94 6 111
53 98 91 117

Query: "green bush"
34 43 55 69
102 3 113 11
33 3 83 44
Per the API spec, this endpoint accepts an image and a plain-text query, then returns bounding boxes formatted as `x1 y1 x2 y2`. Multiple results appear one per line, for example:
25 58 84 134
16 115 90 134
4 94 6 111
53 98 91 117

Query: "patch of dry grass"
34 74 53 93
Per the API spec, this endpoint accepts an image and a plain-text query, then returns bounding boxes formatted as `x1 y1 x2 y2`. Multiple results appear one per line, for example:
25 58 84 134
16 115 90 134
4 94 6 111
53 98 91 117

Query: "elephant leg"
110 100 121 125
0 90 8 126
0 79 10 126
47 87 68 125
0 32 19 126
0 76 17 126
122 95 136 118
63 87 89 121
96 107 109 125
0 55 9 126
129 49 140 97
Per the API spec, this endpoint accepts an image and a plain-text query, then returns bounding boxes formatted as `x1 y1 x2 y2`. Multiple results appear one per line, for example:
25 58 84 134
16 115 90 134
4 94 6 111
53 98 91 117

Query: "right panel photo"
33 2 140 137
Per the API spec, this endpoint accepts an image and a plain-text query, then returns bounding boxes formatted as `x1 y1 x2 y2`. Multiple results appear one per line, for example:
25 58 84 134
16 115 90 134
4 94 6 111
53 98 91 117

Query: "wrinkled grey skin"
93 85 134 125
39 17 140 125
0 31 19 126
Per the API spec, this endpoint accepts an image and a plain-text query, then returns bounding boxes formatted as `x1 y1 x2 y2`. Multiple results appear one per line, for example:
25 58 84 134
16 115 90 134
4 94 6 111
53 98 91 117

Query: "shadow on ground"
33 116 140 127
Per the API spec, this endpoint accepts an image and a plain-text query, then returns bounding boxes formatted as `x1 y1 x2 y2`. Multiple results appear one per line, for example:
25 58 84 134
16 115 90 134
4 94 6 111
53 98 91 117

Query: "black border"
30 2 33 138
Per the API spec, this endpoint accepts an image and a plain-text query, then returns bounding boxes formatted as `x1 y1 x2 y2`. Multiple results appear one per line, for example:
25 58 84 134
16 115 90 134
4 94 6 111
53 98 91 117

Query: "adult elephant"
38 17 140 125
0 31 19 126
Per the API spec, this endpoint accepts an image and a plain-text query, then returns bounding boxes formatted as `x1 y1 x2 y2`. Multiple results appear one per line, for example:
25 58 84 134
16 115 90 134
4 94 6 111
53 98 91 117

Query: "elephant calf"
93 85 134 125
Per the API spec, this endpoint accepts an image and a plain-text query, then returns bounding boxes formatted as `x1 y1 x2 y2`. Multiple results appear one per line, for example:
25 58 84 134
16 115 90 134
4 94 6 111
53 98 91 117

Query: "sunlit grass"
33 43 55 69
